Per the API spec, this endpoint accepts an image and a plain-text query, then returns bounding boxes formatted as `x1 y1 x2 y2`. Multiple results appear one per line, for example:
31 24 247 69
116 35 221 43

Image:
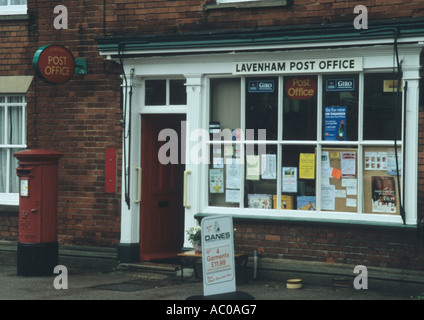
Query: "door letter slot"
158 201 169 208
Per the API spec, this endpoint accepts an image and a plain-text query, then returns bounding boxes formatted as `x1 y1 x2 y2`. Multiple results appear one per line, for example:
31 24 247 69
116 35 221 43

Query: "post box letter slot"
17 169 32 175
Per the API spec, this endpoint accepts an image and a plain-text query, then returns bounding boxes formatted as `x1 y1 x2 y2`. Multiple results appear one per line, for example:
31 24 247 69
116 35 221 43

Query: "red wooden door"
140 114 185 261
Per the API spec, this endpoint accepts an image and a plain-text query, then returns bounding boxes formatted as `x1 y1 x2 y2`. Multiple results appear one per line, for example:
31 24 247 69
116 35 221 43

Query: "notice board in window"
317 147 358 213
363 146 401 215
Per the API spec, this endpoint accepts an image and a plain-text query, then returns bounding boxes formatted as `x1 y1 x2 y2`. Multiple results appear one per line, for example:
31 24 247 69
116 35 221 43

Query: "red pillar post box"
13 149 63 276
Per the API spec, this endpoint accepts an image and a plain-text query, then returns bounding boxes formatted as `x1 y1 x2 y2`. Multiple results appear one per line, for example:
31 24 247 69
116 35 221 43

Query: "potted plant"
186 226 201 253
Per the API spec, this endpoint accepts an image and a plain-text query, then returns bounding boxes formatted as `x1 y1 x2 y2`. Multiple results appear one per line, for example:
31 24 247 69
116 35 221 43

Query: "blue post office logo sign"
248 80 274 93
326 78 355 92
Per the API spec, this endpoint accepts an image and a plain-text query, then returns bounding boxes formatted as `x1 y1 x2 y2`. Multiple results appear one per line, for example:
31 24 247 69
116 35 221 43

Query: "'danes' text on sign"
201 215 236 296
234 57 363 75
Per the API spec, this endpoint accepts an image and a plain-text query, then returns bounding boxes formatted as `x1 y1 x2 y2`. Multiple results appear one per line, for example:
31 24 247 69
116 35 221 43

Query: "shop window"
280 145 316 210
322 75 358 141
206 73 403 218
244 144 277 209
283 76 317 140
246 77 278 141
362 146 401 215
0 0 27 15
208 78 241 207
363 73 401 141
0 95 26 201
145 79 186 106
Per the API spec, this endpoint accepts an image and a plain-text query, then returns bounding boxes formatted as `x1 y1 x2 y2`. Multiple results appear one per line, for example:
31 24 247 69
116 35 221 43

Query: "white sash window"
0 95 26 205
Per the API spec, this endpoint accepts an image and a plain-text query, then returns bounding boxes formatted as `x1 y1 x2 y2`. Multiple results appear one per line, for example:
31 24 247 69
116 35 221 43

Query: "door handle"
135 166 142 203
183 170 192 209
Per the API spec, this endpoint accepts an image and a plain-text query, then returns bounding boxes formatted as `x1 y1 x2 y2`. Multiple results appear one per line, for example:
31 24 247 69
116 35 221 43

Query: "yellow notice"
299 153 315 179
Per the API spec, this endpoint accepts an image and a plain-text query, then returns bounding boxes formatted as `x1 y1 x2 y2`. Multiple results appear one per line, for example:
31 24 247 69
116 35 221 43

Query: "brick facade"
234 220 424 271
1 1 424 270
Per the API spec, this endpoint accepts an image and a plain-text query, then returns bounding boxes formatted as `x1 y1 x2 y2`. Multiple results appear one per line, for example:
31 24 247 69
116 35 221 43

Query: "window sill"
0 13 29 21
205 0 291 10
195 212 415 230
0 194 19 208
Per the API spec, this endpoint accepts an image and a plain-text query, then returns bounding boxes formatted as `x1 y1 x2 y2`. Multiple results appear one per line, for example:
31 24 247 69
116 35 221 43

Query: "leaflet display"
317 147 358 213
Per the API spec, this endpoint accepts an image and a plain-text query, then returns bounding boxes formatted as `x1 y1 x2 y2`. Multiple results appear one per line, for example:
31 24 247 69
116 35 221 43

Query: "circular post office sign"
33 45 75 84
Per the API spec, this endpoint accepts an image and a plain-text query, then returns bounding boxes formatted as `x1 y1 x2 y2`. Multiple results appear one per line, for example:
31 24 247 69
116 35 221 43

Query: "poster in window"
387 150 402 176
209 169 224 193
324 106 346 141
246 155 260 180
282 167 297 193
225 158 240 189
340 151 356 178
261 154 276 179
299 153 315 179
371 176 396 213
297 196 316 211
365 151 387 171
248 194 272 209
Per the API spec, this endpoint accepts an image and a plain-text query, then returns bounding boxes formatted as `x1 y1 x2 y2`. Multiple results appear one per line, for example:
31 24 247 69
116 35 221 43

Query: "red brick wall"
105 0 424 35
11 1 123 246
0 16 34 75
234 220 424 271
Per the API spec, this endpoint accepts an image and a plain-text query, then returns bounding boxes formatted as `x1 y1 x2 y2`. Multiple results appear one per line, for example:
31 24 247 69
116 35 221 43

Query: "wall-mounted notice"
201 215 236 296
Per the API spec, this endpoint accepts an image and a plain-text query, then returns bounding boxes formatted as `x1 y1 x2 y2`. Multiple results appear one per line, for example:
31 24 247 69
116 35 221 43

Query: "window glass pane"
169 79 186 105
246 77 278 141
322 75 358 141
11 0 26 4
8 96 23 104
363 73 402 140
208 142 240 208
283 76 317 140
245 144 277 209
280 145 316 210
9 148 22 193
208 78 242 208
319 146 358 213
0 0 7 6
0 107 4 144
145 80 166 105
8 106 23 144
363 146 401 214
0 149 6 192
210 78 241 131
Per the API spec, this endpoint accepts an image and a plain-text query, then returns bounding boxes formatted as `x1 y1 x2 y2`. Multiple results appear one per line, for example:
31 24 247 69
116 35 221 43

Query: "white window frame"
0 95 26 206
204 72 408 225
0 0 27 15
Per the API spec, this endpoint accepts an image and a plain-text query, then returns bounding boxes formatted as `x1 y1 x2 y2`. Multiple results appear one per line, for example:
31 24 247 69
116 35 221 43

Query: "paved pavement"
0 263 422 301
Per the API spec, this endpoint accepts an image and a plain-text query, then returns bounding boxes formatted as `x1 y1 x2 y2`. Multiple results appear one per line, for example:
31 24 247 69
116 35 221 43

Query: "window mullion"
276 76 284 211
240 77 246 208
357 72 364 214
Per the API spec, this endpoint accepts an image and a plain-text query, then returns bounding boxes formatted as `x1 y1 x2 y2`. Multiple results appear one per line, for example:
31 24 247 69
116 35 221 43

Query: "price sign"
201 215 236 296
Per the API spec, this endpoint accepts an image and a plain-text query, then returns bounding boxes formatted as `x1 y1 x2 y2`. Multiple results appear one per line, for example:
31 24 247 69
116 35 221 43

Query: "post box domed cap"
13 149 64 160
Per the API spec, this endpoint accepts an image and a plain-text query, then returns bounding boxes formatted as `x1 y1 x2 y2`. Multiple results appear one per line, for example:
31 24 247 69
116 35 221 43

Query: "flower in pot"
186 226 201 253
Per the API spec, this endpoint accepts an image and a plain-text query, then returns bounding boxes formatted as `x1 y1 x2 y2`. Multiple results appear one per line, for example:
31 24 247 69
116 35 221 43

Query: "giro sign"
33 45 75 84
201 215 236 296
